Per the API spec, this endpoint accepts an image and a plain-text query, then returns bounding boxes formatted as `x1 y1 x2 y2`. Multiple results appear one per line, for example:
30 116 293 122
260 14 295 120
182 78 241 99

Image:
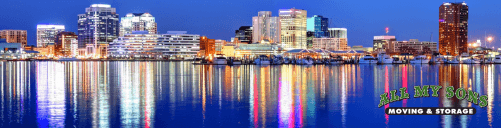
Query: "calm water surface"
0 61 499 128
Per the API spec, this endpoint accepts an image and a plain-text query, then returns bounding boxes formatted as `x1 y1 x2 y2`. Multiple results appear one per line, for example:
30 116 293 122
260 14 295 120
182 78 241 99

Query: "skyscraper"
439 2 468 56
0 30 27 46
307 15 328 38
235 26 252 44
252 11 281 44
279 8 307 49
119 13 157 37
37 25 65 48
77 4 119 48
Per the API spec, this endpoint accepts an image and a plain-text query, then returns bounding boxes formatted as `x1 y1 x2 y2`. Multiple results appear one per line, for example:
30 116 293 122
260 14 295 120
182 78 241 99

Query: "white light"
91 4 111 8
37 25 65 29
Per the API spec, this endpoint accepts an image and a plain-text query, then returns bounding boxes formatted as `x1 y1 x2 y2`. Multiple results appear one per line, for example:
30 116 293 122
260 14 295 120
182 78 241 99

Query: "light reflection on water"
0 61 499 127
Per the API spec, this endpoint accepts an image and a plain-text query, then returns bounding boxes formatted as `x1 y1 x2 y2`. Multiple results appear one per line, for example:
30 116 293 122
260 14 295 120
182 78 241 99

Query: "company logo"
378 85 487 115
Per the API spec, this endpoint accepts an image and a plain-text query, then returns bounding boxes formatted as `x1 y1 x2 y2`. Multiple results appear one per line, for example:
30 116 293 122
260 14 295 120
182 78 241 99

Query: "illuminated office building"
252 11 281 44
54 32 78 56
373 36 396 53
279 8 307 49
108 31 200 58
120 13 157 37
200 36 216 57
307 15 328 38
312 38 349 51
36 25 65 48
0 30 27 46
439 2 468 56
78 4 119 48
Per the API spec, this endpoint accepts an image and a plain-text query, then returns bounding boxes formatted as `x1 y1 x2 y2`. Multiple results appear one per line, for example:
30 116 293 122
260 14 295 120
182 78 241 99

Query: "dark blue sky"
1 0 500 48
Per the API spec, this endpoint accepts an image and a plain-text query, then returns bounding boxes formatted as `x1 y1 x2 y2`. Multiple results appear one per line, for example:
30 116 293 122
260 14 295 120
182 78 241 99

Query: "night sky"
1 0 500 48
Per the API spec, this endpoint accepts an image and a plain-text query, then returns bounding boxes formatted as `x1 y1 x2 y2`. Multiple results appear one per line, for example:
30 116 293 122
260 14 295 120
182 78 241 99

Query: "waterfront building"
54 32 78 57
235 26 252 44
36 25 65 48
279 8 307 49
119 13 157 37
328 28 347 38
307 15 329 38
78 4 119 49
373 36 396 53
439 2 468 56
0 30 27 46
234 43 283 57
33 44 55 57
108 31 200 58
389 39 437 54
215 39 230 54
200 36 215 57
312 38 349 51
252 11 281 44
350 46 373 52
0 39 24 59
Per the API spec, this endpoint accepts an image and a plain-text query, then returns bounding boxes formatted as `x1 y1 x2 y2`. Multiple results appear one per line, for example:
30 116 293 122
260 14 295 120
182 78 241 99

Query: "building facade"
306 31 314 49
312 38 349 51
108 31 200 58
0 30 27 46
55 32 78 56
390 39 438 54
279 8 307 49
235 26 252 44
439 2 468 56
373 36 396 53
78 4 119 48
252 11 281 44
36 25 65 48
200 36 215 57
120 13 157 37
328 28 347 38
307 15 329 38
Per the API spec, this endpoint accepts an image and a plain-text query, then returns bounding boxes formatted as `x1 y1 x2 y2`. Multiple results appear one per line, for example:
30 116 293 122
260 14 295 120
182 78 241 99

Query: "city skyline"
0 0 500 48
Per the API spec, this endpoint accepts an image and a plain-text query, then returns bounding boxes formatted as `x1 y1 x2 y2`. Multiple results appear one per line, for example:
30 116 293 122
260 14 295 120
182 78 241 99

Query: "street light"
487 36 493 48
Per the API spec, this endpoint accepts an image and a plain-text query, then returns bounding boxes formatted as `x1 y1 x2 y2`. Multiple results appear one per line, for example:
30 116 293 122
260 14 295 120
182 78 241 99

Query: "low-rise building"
108 31 200 58
389 39 437 54
312 38 349 51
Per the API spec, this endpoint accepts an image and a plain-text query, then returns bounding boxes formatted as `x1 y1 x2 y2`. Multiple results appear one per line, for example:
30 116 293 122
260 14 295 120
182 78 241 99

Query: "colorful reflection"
0 62 499 127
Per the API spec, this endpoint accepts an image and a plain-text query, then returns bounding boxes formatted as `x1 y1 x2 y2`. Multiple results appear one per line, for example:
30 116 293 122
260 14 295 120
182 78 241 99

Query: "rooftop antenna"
430 32 433 42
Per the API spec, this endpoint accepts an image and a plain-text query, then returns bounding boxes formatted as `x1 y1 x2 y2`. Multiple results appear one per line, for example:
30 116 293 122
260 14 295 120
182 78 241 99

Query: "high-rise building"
119 13 157 37
328 28 347 38
439 2 468 56
252 11 281 44
55 32 78 56
279 8 307 49
36 25 65 48
78 4 119 48
0 30 27 46
235 26 252 44
373 36 396 53
307 15 328 38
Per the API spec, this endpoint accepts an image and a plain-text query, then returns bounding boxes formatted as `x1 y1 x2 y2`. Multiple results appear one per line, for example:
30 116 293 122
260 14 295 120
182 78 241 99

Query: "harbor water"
0 61 499 127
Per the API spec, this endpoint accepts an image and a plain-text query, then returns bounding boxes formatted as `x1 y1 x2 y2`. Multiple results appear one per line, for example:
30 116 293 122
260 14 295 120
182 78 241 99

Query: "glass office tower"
77 4 119 48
